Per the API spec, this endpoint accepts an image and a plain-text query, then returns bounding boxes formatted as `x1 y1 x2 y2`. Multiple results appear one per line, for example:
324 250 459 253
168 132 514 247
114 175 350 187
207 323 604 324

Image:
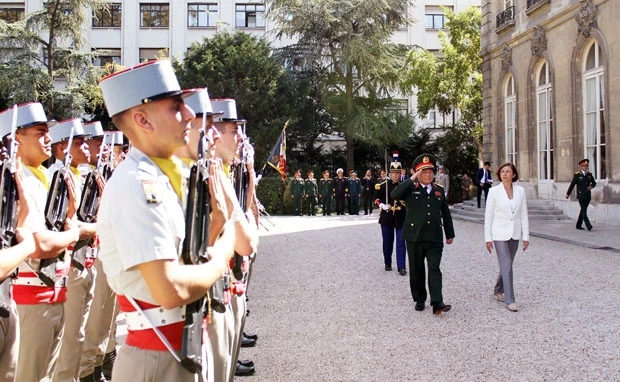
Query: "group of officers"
290 168 385 216
0 59 261 382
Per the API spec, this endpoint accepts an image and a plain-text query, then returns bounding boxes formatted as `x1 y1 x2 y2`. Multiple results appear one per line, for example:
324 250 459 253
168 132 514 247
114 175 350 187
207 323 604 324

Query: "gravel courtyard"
240 216 619 382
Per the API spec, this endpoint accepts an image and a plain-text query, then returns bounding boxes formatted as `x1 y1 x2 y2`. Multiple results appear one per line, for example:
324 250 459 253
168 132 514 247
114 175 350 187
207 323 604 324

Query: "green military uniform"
318 173 333 216
347 173 361 215
291 172 305 216
304 175 318 216
392 154 455 315
566 158 596 230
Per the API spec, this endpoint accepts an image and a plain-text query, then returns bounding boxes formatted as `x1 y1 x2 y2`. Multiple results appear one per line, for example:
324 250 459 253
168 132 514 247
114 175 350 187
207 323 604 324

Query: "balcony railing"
496 6 516 30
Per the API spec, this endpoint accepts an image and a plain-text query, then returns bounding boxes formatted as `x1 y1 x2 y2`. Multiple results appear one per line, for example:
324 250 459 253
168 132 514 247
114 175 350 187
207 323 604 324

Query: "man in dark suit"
565 158 597 231
392 154 455 315
475 161 492 208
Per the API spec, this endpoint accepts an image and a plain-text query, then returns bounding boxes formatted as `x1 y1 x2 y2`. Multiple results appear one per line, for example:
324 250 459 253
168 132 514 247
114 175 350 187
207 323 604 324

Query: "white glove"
379 203 390 211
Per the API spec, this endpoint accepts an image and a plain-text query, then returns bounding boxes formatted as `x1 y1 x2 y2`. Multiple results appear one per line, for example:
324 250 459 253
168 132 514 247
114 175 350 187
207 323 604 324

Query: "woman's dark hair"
496 163 518 182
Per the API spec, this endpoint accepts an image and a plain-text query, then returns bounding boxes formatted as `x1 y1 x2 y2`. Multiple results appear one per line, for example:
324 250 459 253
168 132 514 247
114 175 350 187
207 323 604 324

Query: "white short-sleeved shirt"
97 148 185 304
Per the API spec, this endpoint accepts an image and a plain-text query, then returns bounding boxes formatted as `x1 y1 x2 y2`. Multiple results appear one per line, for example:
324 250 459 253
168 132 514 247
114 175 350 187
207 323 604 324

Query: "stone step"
451 199 571 222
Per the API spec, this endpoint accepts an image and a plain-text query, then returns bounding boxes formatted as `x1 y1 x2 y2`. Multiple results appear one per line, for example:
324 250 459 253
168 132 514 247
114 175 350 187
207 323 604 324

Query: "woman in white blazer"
484 163 529 312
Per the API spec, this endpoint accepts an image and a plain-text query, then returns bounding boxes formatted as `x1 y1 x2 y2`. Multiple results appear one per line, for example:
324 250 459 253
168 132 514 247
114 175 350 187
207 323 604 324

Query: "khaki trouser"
53 266 95 381
207 305 235 382
112 343 213 382
16 303 65 381
228 293 247 382
0 301 19 382
79 259 118 378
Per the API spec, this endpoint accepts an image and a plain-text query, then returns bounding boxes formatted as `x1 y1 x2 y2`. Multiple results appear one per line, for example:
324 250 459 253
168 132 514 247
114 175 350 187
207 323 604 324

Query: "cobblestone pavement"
236 215 619 382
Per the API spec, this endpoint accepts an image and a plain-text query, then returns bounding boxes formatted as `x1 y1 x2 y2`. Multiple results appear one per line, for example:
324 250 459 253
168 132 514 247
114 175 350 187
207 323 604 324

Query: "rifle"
72 133 114 269
231 125 250 281
0 105 19 251
40 127 75 286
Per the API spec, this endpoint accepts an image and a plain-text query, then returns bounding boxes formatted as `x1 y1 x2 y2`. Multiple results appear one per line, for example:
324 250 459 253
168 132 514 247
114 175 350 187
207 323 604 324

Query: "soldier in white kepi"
97 60 236 381
8 103 82 381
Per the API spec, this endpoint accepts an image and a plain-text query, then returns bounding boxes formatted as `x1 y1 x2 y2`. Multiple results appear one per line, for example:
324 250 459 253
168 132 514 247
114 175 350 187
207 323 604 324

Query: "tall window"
140 3 169 28
425 14 445 29
139 48 169 62
504 75 517 164
0 7 24 23
504 0 514 9
188 3 217 27
235 4 265 28
92 49 121 67
583 41 606 179
537 61 553 179
93 4 122 27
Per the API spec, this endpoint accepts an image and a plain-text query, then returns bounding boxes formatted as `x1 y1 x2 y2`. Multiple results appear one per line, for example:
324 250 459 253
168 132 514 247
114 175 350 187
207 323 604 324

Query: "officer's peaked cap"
50 119 86 145
413 153 437 172
184 88 223 118
0 103 57 138
83 121 104 138
579 158 589 165
211 99 246 124
99 60 196 117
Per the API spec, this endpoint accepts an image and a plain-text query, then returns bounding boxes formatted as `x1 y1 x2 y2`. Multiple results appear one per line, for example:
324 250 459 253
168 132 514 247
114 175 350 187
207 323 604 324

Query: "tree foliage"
405 6 482 135
266 0 414 170
174 32 332 176
0 0 107 120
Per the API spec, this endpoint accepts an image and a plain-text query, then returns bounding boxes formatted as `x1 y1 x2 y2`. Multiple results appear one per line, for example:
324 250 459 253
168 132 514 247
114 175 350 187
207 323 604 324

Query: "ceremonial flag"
266 120 288 181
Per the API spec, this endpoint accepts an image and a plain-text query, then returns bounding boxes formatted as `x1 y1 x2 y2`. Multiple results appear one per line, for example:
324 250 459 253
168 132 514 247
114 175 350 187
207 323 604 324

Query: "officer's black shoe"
385 265 392 271
241 336 257 348
587 226 593 231
238 359 255 368
235 362 256 376
432 302 452 315
243 332 258 340
101 349 116 380
576 226 585 230
415 301 425 311
398 268 407 276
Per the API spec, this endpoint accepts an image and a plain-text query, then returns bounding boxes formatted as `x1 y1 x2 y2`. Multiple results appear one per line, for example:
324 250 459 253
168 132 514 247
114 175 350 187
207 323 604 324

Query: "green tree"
266 0 414 171
0 0 107 119
405 6 482 134
174 32 330 175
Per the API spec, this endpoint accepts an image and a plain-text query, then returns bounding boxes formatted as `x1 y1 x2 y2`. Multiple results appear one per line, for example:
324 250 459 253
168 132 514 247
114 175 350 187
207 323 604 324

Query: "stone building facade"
480 0 620 224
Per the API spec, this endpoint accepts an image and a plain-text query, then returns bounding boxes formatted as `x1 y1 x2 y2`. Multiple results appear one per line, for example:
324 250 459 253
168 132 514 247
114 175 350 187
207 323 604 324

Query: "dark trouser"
335 194 345 215
362 194 374 214
293 196 303 215
577 198 592 229
349 195 360 215
477 184 490 207
406 241 444 304
320 196 332 215
381 225 406 269
306 196 317 215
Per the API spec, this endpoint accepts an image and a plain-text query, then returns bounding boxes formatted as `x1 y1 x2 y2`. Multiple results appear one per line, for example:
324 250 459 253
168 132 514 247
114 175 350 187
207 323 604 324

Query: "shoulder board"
375 180 387 190
433 182 444 189
575 172 580 174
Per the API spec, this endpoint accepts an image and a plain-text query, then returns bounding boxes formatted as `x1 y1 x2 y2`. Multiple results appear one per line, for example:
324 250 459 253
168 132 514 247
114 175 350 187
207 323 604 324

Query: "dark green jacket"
291 178 305 197
318 178 332 197
566 171 596 200
391 179 455 243
305 178 318 197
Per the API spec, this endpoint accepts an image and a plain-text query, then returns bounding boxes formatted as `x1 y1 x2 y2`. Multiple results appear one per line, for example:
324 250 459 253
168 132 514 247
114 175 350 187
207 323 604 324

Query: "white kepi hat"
184 88 223 117
99 60 195 117
108 131 124 146
83 121 104 138
0 102 57 138
211 99 246 124
49 118 86 145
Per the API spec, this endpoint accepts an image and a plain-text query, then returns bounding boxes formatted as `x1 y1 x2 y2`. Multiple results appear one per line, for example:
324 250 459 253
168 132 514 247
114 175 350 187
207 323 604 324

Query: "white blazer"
484 184 529 242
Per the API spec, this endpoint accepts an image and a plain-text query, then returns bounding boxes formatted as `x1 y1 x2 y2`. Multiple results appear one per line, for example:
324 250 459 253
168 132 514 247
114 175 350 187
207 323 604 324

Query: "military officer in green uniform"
304 170 318 216
565 158 596 231
319 170 333 216
392 154 455 315
347 171 361 215
291 170 305 216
